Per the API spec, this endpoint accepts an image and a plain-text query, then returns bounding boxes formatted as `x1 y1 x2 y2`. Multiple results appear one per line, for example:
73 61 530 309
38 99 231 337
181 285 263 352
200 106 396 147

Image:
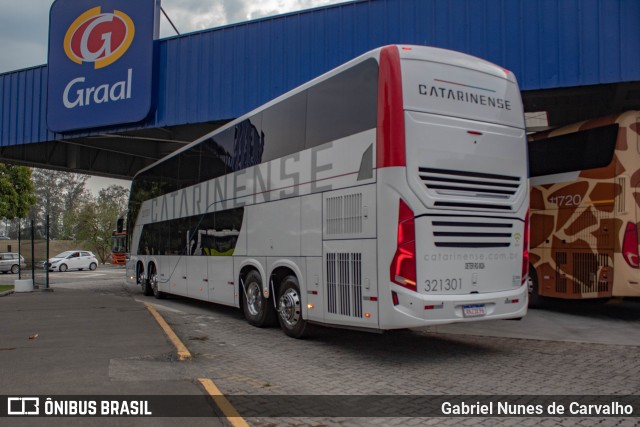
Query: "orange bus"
527 111 640 305
111 217 126 265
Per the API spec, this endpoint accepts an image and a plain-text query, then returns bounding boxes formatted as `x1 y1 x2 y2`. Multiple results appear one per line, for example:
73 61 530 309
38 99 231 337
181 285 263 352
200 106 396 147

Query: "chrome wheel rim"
150 272 159 295
246 282 262 316
279 288 301 328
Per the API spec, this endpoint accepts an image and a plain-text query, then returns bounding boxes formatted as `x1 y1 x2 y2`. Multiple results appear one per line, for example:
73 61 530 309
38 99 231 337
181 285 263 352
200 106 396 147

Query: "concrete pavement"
0 284 222 425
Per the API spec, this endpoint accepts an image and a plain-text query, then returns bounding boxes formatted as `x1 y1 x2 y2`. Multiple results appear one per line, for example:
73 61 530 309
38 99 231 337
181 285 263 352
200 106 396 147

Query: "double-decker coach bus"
126 45 529 338
528 111 640 306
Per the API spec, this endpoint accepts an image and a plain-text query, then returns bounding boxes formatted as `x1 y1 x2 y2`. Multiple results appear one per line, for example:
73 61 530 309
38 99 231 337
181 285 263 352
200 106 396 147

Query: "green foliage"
21 167 130 262
0 164 36 219
30 169 90 239
75 185 129 263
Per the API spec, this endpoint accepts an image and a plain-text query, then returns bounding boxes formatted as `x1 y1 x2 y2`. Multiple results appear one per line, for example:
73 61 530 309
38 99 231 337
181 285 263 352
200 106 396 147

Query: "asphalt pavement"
0 274 223 426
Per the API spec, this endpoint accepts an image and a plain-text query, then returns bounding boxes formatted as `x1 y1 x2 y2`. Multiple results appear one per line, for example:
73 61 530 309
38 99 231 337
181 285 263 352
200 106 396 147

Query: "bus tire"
277 275 307 338
143 264 154 296
242 270 276 327
149 264 164 299
527 265 544 308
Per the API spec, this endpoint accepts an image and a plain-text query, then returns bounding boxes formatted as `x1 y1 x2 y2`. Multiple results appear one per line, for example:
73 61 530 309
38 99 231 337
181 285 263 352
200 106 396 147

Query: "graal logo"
64 6 135 69
7 397 39 415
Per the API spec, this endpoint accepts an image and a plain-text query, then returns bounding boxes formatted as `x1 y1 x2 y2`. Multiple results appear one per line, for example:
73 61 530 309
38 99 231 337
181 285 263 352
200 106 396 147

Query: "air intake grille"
432 220 513 248
572 253 611 294
326 193 363 235
555 252 567 294
326 252 362 318
419 167 521 210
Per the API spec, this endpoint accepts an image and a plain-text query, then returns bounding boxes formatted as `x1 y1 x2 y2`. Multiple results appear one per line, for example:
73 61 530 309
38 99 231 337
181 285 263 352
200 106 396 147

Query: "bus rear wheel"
242 271 276 327
149 265 164 299
143 264 154 296
277 275 307 338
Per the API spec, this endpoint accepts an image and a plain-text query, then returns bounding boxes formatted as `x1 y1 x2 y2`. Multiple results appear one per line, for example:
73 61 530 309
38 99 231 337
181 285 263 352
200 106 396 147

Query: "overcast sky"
0 0 351 73
0 0 351 194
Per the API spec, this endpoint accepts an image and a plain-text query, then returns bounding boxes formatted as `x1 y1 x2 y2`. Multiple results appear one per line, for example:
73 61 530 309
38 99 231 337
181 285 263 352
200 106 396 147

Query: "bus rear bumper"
381 284 528 329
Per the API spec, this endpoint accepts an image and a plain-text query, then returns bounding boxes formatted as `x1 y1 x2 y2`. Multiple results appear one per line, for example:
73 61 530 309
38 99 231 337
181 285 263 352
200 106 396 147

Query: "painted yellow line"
198 378 250 427
145 303 192 361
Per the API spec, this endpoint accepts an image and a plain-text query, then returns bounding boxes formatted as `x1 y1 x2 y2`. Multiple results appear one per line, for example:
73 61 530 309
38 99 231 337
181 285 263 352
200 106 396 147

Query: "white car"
47 251 98 272
0 252 26 274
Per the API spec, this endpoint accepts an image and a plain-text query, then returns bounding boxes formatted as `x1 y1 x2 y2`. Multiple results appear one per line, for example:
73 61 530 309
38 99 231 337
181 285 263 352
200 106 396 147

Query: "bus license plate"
463 304 486 318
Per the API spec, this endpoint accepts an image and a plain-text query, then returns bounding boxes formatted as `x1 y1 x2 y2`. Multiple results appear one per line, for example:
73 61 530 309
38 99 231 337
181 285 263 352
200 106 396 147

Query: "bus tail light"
521 208 530 284
622 222 639 268
390 199 417 291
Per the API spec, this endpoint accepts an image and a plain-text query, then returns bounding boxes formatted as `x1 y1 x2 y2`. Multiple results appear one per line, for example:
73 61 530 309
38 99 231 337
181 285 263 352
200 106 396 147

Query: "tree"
75 185 129 263
0 164 36 236
30 169 90 239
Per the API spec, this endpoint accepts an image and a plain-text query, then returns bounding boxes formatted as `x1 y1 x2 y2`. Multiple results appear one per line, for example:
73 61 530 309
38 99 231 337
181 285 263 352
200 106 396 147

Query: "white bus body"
126 45 529 337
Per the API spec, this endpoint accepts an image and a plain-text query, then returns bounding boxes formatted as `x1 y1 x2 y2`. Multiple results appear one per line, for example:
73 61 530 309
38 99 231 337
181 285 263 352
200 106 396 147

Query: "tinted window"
230 115 263 171
200 128 235 182
178 145 203 189
306 58 378 148
261 91 307 161
128 59 379 238
127 174 163 244
529 124 619 177
138 208 244 256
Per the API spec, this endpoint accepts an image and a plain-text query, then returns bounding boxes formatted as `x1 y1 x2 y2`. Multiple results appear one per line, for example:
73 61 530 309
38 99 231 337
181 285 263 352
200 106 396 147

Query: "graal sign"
47 0 159 132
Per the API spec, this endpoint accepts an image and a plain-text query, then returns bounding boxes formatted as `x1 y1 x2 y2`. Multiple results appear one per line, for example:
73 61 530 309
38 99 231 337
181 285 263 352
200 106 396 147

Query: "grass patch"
0 285 14 293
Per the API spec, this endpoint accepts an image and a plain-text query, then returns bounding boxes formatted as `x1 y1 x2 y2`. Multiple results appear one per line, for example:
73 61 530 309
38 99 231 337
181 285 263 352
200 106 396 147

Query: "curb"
0 288 54 296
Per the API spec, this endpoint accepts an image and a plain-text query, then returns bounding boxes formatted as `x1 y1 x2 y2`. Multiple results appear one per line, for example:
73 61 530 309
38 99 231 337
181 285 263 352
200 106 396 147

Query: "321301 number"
424 278 462 292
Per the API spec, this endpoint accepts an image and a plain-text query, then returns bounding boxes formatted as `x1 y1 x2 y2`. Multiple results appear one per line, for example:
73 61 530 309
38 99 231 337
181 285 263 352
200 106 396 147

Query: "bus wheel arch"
136 261 145 285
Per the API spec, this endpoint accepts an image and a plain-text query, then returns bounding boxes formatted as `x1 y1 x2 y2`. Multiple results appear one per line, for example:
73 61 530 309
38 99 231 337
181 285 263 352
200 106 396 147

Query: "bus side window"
305 58 378 149
201 133 234 181
261 90 307 162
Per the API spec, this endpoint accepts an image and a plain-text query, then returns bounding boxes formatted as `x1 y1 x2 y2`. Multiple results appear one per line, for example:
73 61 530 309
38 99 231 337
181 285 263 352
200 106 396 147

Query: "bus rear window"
528 124 619 178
